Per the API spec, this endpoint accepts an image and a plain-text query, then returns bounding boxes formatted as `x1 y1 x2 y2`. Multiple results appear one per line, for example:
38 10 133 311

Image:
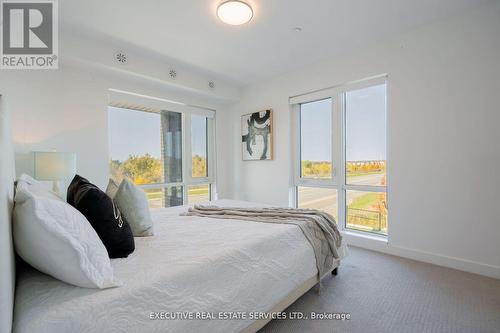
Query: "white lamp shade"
34 152 76 181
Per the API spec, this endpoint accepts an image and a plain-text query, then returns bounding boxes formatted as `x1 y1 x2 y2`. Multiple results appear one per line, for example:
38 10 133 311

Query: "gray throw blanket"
182 206 344 282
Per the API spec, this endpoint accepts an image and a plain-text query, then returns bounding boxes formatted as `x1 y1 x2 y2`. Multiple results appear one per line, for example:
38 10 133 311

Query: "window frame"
182 113 216 203
296 97 337 187
291 76 388 236
107 101 216 207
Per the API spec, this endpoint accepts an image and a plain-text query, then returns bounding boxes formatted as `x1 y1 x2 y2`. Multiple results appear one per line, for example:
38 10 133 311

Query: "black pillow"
67 175 135 258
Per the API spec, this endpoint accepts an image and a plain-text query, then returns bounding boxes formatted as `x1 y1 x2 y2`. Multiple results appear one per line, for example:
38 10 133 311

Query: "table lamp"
33 151 76 197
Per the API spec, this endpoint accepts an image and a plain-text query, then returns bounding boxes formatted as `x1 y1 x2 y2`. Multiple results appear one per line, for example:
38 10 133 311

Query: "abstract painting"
241 110 273 161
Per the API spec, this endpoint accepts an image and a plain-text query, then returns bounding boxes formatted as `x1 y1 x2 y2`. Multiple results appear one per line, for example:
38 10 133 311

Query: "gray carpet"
259 246 500 333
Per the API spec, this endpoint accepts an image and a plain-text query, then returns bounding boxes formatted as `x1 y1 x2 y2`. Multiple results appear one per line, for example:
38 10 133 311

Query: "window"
300 99 332 179
187 184 210 204
108 107 163 185
187 114 211 204
344 84 387 234
297 186 338 221
346 190 387 234
292 77 388 236
143 186 183 209
191 114 208 178
345 84 386 186
108 106 215 208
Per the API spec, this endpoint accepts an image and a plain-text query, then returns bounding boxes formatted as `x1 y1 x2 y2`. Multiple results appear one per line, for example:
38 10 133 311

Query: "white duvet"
13 200 318 333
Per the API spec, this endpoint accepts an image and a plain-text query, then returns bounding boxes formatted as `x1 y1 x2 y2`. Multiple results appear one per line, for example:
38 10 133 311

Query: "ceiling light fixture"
217 0 253 25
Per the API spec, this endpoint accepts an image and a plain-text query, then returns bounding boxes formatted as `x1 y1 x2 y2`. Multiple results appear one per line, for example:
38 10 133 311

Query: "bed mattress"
13 200 318 333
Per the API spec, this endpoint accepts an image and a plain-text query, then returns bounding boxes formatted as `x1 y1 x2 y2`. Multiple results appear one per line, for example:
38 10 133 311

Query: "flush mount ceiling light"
217 0 253 25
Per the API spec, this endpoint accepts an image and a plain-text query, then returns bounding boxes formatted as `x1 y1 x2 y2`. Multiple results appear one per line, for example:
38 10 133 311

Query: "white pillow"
13 182 121 289
16 173 62 201
106 179 154 237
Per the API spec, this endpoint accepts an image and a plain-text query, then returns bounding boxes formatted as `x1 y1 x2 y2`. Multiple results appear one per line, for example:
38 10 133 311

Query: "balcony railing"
347 207 385 233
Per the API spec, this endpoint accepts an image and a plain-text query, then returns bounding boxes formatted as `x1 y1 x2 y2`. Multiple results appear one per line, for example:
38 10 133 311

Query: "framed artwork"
241 109 273 161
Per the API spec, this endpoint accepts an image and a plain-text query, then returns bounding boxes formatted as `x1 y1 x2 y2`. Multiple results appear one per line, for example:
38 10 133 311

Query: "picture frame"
241 109 273 161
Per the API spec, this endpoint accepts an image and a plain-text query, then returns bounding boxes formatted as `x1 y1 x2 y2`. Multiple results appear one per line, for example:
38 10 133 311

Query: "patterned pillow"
67 175 135 258
105 179 119 199
106 179 154 237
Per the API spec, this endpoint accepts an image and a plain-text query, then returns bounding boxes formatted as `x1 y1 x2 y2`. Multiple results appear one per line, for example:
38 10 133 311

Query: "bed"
0 99 344 333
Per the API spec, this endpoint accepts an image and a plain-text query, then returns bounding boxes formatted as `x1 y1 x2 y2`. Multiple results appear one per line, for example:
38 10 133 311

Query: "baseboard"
342 231 500 280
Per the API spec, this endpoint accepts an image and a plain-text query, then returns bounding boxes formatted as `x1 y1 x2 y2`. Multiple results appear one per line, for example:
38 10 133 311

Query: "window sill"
341 230 388 252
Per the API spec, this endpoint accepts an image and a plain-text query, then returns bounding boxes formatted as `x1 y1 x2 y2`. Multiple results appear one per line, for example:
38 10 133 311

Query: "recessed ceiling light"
217 0 253 25
293 27 302 32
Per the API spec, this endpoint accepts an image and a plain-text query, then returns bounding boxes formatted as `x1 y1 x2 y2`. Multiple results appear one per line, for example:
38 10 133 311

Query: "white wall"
0 34 236 198
228 2 500 278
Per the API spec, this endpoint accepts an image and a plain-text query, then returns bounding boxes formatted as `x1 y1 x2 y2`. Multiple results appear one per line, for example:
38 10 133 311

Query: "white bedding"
13 200 318 333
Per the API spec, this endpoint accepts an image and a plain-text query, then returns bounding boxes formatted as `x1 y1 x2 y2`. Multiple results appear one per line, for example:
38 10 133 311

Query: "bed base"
241 260 340 333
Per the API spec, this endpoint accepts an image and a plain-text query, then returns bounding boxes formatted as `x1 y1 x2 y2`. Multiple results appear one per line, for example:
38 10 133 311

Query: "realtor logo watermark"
1 0 58 69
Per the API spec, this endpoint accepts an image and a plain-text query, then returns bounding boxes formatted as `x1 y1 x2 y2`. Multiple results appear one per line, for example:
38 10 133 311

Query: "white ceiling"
61 0 490 86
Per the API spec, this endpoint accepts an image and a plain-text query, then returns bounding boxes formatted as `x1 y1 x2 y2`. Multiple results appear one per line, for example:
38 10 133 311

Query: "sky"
301 83 386 162
108 107 207 162
191 114 208 158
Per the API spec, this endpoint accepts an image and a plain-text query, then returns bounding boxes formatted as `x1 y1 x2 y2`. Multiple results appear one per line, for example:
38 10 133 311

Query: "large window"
300 99 332 179
294 77 388 236
345 84 387 234
108 106 215 208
